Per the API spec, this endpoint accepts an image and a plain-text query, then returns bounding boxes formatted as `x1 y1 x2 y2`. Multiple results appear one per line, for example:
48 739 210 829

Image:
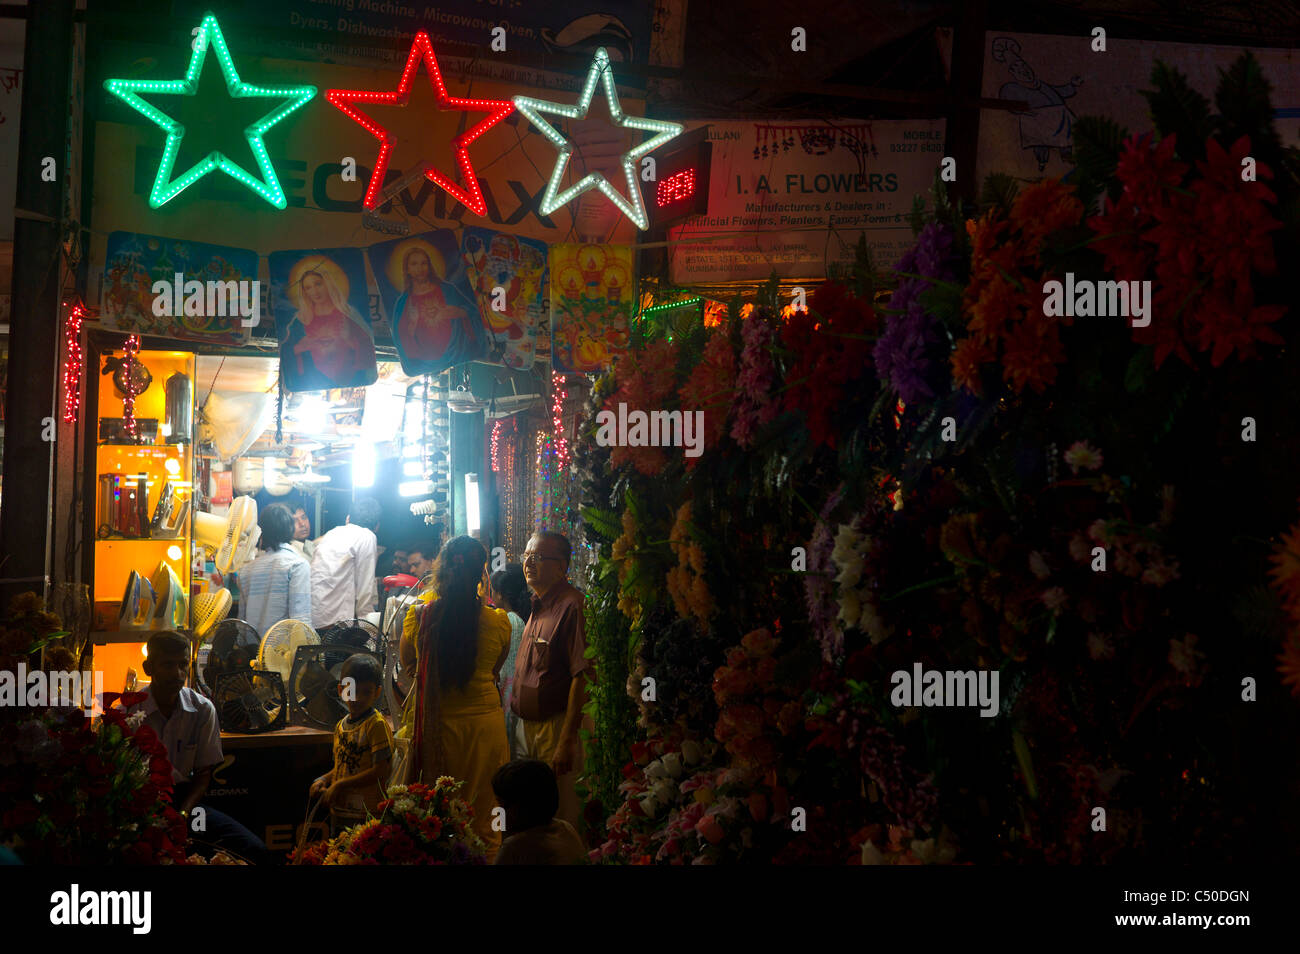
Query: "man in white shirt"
310 497 382 627
128 631 267 863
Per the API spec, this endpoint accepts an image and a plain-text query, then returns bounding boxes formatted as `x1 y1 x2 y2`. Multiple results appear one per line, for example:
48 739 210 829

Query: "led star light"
327 32 514 214
103 15 316 209
512 48 683 231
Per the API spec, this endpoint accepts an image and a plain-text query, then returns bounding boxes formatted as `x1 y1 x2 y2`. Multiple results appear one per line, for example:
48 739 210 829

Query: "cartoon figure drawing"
993 37 1083 171
282 257 376 390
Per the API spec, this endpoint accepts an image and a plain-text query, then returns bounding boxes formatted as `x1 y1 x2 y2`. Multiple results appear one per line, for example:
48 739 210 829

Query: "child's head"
338 654 382 716
143 631 191 702
491 759 559 834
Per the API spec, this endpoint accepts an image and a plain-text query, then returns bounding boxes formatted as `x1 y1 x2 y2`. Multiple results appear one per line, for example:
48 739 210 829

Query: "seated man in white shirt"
129 631 268 864
310 497 382 628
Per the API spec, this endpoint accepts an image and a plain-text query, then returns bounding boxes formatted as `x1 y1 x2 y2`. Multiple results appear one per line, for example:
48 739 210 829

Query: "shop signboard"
90 50 649 306
666 119 947 285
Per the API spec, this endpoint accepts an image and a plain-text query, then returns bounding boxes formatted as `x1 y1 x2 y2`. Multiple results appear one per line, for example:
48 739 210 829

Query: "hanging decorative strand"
122 335 141 441
491 419 502 473
275 373 284 444
551 370 570 469
61 304 85 423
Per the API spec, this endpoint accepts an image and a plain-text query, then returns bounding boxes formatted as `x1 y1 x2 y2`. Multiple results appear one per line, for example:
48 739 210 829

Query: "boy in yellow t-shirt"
310 654 394 834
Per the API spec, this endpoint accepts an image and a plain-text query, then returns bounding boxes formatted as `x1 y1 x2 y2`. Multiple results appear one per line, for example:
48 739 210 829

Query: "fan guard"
197 618 260 697
213 669 287 733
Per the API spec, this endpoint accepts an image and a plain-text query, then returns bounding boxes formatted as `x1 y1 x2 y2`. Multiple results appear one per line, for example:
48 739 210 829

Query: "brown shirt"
510 580 587 722
495 819 586 865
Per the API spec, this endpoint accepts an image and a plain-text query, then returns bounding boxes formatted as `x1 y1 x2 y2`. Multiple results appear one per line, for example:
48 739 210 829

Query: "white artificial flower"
831 523 860 563
125 710 147 731
645 759 668 780
640 794 659 818
838 589 862 629
662 752 683 778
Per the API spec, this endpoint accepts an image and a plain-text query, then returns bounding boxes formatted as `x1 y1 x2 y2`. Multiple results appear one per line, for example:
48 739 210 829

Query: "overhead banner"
549 243 634 373
667 119 946 285
978 32 1300 182
368 229 486 377
268 247 378 392
88 41 649 309
460 227 549 371
100 231 257 346
162 0 655 88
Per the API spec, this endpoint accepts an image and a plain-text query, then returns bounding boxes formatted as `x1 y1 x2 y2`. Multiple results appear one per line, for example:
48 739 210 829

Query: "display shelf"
91 629 193 645
93 350 196 693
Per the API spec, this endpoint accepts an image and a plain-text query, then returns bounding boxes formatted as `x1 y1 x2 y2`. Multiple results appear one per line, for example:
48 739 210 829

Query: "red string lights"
326 31 514 214
551 370 570 469
61 303 85 423
122 335 141 441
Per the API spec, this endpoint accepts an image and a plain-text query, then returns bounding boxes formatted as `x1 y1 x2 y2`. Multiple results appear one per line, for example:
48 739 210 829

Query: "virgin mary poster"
269 248 379 393
369 229 486 377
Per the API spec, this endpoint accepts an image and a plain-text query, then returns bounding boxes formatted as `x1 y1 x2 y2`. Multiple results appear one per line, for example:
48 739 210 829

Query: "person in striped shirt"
238 503 312 637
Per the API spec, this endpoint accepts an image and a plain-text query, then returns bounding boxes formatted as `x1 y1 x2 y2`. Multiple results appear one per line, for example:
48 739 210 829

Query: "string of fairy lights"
122 335 141 440
61 304 85 424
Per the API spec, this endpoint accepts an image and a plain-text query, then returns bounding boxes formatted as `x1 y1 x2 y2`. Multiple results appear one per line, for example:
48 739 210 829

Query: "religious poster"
369 229 486 377
268 248 378 393
460 228 549 370
548 244 635 373
100 231 257 346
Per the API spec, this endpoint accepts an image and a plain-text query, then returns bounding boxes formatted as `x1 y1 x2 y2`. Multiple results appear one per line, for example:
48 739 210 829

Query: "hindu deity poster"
268 247 378 393
369 229 486 377
460 227 548 370
548 244 634 373
100 231 257 346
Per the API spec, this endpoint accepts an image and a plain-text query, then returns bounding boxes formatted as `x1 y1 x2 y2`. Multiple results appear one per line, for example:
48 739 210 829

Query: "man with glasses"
511 531 588 830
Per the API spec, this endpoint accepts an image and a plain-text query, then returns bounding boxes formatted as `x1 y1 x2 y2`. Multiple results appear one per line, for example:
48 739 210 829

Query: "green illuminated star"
512 48 683 230
103 14 316 209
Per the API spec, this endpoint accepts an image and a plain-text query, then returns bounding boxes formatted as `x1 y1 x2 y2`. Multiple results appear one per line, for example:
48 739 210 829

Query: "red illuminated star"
326 32 513 214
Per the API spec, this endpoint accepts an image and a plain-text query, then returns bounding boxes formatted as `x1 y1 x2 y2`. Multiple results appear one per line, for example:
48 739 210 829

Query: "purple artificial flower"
873 223 957 406
730 314 779 448
806 485 846 662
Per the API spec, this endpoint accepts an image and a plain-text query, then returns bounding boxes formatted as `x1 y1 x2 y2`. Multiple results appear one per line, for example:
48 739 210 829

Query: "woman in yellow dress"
398 535 512 858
